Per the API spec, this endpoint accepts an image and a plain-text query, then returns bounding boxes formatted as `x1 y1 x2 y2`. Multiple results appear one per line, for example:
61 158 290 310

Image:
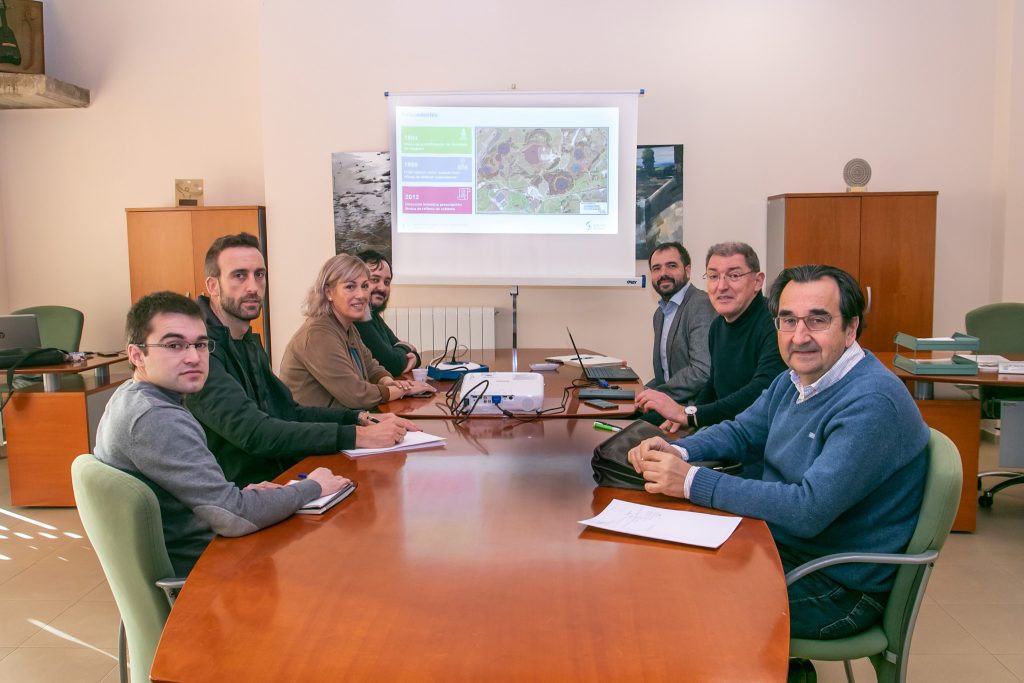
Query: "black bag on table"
1 347 68 410
591 420 742 490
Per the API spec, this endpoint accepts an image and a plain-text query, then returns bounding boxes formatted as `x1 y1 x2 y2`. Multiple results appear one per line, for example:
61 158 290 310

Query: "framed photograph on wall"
635 144 684 261
332 151 392 257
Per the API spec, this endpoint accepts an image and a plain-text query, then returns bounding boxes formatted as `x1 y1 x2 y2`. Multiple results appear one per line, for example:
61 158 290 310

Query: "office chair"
965 302 1024 508
11 304 85 351
71 455 184 683
787 428 962 683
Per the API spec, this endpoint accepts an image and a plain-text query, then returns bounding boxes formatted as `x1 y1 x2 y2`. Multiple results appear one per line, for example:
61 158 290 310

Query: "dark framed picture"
332 151 392 258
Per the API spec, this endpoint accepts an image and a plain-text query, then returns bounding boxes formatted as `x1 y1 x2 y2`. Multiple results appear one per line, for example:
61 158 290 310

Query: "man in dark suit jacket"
644 242 716 404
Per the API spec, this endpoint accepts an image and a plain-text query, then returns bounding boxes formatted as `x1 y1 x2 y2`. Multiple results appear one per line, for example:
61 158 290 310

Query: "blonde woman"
280 254 435 410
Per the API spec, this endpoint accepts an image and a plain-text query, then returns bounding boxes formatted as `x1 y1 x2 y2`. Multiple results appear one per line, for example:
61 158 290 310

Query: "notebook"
566 327 640 382
0 314 41 351
287 480 357 515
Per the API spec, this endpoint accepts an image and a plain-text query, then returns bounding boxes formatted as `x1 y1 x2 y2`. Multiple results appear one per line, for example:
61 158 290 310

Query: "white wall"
259 0 1010 376
0 0 264 351
0 1 1020 379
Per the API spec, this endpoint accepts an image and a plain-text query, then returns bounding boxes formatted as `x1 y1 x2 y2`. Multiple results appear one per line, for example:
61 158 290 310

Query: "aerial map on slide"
475 127 609 215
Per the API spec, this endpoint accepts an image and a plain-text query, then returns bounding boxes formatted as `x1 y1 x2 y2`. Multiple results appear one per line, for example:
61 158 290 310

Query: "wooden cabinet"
766 192 937 351
125 206 271 354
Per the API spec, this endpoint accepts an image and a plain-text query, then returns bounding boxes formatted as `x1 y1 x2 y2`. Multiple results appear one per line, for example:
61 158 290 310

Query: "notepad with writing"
341 430 446 458
287 480 356 514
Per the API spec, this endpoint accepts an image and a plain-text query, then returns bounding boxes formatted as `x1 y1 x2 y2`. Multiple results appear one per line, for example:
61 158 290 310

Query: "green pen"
593 421 622 433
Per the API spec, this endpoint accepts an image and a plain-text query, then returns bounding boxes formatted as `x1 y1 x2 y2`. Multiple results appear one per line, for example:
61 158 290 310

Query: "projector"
456 372 545 413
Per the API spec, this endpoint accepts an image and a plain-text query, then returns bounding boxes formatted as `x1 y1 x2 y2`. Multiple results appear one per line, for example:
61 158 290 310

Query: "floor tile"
926 558 1024 605
905 653 1019 682
20 600 121 650
0 647 14 662
996 654 1024 679
0 543 105 602
0 646 117 683
943 603 1024 654
0 600 74 648
908 602 987 654
79 581 114 602
810 657 875 682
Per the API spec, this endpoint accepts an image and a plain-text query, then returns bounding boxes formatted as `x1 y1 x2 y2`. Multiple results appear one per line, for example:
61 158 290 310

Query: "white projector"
456 372 545 413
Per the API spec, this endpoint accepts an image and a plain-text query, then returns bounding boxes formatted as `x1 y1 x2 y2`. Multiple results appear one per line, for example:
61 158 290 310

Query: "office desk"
4 354 131 506
382 348 641 419
151 419 789 682
877 351 1024 532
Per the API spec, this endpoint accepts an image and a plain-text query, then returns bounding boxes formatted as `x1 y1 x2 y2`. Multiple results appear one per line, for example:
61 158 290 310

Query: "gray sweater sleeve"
130 401 323 537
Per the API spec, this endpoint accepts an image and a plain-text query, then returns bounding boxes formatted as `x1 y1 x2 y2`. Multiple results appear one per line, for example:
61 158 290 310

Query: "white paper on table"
545 354 625 367
579 499 742 549
341 430 446 458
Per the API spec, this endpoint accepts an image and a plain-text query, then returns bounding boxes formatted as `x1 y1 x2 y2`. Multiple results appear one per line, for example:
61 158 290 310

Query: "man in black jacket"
185 234 417 487
355 250 421 377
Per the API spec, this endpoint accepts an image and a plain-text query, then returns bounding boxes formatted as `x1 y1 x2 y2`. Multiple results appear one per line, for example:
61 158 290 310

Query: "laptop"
0 314 42 351
566 327 640 382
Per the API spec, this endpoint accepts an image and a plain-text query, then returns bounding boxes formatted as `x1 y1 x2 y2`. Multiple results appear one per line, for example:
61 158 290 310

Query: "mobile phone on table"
584 398 618 410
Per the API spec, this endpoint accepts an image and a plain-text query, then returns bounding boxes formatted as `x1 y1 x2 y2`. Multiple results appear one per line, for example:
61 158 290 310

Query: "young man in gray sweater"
95 291 350 575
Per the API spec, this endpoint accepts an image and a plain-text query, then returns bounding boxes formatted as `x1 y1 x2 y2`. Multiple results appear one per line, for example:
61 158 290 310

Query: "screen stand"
510 285 519 372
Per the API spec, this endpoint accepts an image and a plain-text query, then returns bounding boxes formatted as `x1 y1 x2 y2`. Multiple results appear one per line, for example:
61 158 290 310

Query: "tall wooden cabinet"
125 205 271 355
766 192 937 351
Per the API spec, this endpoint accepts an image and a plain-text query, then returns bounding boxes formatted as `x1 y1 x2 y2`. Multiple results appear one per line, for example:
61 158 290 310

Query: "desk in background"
382 348 641 419
878 351 1024 532
150 418 789 682
4 354 131 506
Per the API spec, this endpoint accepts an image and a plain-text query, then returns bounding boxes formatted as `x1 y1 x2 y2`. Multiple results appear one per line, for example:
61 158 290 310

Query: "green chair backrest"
965 303 1024 354
12 305 84 351
881 429 962 659
71 454 174 683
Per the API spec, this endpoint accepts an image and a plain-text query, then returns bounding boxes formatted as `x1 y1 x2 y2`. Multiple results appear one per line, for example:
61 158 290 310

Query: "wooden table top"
151 418 789 682
382 348 641 419
874 350 1024 387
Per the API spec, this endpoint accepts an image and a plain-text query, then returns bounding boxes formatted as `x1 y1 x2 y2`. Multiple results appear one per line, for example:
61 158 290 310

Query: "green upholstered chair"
11 305 84 351
787 428 962 683
965 302 1024 507
71 454 184 683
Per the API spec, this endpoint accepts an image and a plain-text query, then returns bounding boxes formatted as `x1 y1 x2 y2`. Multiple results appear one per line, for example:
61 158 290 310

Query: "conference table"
876 350 1024 532
150 418 790 682
4 353 131 506
380 347 642 419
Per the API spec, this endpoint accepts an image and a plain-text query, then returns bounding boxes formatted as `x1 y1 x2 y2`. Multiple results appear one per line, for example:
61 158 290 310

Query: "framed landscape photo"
635 144 684 261
332 151 392 258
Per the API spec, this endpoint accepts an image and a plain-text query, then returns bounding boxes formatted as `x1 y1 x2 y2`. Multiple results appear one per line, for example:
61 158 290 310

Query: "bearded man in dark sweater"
354 250 421 377
638 241 787 432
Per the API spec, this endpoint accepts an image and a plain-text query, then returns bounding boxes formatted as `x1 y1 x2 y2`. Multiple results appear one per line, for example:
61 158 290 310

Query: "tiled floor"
0 444 1022 682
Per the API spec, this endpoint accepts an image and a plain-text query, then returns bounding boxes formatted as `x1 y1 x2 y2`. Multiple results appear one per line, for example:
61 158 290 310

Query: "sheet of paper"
545 354 625 367
579 499 742 549
287 480 356 512
954 354 1009 366
341 430 446 458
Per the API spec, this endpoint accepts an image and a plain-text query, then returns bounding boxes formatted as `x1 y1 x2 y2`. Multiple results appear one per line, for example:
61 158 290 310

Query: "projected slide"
394 106 618 235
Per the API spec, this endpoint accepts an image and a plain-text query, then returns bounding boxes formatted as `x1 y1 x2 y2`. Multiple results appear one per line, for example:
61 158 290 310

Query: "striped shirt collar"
789 341 865 403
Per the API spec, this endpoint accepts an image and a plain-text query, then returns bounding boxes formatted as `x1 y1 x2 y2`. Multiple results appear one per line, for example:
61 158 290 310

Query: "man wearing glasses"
628 265 929 649
638 241 786 432
95 291 351 575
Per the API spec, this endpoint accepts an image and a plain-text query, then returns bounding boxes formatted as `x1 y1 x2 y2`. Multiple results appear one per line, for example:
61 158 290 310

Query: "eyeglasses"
773 315 834 332
134 340 216 353
703 271 755 284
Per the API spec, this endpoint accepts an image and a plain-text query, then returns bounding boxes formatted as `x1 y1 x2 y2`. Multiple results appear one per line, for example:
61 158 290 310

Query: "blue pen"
296 473 307 479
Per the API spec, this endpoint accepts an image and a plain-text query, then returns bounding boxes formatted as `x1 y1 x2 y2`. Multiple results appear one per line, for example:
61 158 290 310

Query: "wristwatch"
684 405 698 429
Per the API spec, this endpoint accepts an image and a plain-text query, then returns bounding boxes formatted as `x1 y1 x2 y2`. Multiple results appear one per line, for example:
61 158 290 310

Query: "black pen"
367 415 381 424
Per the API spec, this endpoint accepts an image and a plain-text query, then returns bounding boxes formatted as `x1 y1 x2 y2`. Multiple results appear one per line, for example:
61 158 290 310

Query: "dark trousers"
778 543 887 640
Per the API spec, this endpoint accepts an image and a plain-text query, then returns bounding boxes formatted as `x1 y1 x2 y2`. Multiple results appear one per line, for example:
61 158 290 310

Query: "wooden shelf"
0 73 90 109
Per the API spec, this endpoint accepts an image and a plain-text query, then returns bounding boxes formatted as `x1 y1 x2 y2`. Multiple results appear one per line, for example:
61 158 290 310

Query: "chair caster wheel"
979 493 994 508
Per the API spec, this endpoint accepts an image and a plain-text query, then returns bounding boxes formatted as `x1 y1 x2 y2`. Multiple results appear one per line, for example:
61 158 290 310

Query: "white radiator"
381 307 497 353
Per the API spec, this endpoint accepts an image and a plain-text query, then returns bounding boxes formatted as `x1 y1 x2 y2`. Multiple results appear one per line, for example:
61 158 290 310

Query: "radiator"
381 307 497 353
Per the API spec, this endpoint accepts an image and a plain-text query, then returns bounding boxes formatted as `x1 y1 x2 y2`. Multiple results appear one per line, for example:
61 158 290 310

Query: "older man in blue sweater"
630 264 929 644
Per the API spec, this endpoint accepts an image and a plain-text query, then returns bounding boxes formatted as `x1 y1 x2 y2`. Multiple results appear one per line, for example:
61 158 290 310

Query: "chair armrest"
785 550 939 586
155 577 187 606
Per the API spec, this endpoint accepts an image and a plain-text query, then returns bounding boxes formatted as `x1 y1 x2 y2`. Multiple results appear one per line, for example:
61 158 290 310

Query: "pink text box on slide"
402 186 473 214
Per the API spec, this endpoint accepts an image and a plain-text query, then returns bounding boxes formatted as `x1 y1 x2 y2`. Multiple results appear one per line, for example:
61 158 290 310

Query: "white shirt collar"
789 341 865 403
